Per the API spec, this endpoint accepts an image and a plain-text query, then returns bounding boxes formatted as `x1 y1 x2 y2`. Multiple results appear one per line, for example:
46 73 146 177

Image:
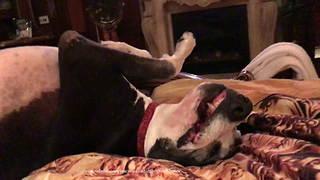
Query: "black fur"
148 138 223 166
148 83 252 166
148 137 242 166
0 31 252 180
0 91 59 180
47 31 179 162
0 30 179 180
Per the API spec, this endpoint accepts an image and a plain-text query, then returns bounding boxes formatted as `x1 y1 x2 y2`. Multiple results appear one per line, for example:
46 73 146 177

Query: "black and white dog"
0 31 252 179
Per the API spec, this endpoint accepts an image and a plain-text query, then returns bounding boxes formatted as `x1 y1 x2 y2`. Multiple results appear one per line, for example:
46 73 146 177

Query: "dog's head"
145 82 252 166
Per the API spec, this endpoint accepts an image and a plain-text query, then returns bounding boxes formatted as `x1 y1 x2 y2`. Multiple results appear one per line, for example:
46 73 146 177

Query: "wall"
315 3 320 47
117 0 145 49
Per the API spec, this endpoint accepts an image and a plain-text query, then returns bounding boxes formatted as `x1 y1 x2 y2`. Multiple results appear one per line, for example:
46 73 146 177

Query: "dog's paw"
175 32 196 54
179 32 195 43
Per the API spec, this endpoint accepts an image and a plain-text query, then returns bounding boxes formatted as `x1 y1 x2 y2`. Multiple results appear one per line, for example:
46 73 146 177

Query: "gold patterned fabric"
24 80 320 180
24 153 257 180
249 94 320 144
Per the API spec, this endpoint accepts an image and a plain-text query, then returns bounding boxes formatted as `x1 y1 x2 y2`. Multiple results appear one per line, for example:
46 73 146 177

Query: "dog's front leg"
102 32 196 76
58 31 195 80
101 41 152 58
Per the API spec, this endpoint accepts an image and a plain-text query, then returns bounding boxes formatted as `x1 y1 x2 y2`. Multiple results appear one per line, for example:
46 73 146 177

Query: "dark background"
0 0 319 75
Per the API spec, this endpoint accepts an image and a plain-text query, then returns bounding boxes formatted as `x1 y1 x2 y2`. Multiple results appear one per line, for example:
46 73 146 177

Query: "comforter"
24 79 320 180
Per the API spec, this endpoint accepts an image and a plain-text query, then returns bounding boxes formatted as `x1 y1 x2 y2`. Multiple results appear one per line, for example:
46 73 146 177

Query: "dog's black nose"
229 94 252 121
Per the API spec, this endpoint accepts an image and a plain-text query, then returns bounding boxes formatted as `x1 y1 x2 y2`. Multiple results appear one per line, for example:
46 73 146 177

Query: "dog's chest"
124 77 153 110
86 80 152 155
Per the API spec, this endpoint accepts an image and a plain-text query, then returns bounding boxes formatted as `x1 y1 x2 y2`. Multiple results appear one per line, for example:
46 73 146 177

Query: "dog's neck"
137 102 159 157
144 103 188 156
137 88 206 157
138 102 184 157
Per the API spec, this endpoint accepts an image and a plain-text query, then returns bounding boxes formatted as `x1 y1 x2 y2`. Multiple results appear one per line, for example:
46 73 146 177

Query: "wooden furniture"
0 0 146 49
0 35 56 48
139 0 278 60
0 0 87 48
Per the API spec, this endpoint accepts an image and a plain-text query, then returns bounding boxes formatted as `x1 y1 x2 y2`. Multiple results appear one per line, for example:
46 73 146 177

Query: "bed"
1 42 320 180
24 78 320 180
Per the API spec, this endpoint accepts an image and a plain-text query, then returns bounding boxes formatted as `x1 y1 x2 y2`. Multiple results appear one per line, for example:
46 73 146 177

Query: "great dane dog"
0 31 252 179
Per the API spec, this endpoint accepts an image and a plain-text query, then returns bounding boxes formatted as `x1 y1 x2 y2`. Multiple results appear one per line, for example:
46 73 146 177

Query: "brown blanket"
24 79 320 180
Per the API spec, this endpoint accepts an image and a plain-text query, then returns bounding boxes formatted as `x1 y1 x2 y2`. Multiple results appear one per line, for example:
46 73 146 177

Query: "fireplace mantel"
139 0 278 60
163 0 221 7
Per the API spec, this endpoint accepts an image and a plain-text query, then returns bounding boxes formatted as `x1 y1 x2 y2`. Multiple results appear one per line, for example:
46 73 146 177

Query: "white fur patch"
144 103 180 156
180 115 237 150
217 128 241 157
144 84 201 156
0 46 60 119
101 41 152 58
123 76 152 110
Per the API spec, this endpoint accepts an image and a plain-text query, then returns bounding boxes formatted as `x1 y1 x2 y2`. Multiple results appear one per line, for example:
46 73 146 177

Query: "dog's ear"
147 138 195 165
147 138 220 166
237 123 257 135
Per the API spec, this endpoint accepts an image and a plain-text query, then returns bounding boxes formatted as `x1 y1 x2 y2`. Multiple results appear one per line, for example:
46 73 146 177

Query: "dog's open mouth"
177 89 227 148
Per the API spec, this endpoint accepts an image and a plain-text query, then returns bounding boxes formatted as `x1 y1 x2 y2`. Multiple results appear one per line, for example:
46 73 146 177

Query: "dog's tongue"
187 132 197 142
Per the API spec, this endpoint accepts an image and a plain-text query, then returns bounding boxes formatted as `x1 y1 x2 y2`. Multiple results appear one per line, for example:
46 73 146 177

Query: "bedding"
24 78 320 180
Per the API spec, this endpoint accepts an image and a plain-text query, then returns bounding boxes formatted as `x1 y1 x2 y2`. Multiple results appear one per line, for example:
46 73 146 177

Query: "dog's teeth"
207 103 217 113
208 97 224 114
214 99 222 106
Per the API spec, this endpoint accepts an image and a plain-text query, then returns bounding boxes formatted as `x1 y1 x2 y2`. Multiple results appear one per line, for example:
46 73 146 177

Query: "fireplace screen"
172 5 250 74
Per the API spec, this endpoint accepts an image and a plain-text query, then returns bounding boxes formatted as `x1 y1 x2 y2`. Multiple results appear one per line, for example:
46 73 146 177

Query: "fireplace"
172 5 249 74
139 0 278 75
